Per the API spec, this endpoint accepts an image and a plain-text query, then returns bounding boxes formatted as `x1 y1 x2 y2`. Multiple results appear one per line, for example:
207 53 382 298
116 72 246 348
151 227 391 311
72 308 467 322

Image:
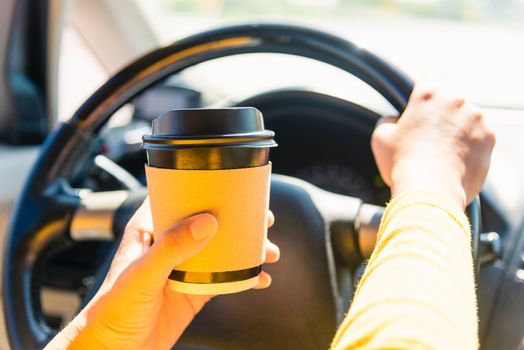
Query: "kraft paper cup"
143 108 276 295
145 163 272 295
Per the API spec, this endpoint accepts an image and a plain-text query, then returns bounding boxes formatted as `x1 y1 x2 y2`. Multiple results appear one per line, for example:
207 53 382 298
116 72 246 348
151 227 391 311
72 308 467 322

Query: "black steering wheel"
2 23 480 350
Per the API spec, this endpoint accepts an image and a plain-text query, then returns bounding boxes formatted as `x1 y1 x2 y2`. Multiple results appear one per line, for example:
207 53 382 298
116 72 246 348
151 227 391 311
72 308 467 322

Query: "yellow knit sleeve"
330 190 478 350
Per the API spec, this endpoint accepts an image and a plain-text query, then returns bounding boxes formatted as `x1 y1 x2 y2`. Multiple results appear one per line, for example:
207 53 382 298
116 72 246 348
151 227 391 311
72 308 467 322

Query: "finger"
411 81 440 101
264 240 280 264
375 115 398 128
371 116 398 148
267 210 275 228
104 199 154 286
107 229 152 273
132 213 218 291
253 271 272 289
124 197 154 234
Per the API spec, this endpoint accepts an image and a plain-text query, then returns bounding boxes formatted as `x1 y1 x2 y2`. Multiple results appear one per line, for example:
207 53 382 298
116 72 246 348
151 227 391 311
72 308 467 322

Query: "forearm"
44 306 113 350
331 190 478 349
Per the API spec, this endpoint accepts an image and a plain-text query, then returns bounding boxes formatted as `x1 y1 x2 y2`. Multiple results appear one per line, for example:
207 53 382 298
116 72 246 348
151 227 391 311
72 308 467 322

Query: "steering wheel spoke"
70 186 147 242
39 177 147 243
70 189 132 241
93 154 143 191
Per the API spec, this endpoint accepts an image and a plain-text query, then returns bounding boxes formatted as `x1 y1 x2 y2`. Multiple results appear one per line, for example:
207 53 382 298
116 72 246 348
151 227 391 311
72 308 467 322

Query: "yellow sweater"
330 190 478 350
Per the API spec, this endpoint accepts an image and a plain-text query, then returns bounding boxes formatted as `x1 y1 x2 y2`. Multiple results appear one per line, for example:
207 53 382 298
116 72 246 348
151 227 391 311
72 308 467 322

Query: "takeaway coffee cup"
142 107 276 295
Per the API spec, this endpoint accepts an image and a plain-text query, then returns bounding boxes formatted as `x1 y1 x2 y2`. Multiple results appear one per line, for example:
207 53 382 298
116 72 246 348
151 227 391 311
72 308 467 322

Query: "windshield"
135 0 524 109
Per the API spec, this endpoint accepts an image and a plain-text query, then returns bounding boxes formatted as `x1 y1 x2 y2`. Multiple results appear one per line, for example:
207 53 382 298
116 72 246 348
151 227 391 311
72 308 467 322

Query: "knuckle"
370 128 379 142
122 227 140 241
413 86 437 101
158 228 185 252
464 105 483 123
371 125 380 139
450 96 465 108
470 111 484 123
486 129 496 147
370 130 384 150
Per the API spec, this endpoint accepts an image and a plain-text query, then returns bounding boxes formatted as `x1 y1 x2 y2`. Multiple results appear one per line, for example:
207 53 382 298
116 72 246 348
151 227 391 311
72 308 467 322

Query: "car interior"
0 0 524 349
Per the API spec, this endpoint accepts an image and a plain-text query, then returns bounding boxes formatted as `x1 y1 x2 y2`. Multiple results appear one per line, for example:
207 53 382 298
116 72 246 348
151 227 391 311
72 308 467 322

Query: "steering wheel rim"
2 22 478 349
39 22 414 186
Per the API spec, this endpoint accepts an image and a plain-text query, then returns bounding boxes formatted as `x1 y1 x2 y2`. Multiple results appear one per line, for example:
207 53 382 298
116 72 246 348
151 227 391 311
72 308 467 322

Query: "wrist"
390 165 466 210
392 182 466 210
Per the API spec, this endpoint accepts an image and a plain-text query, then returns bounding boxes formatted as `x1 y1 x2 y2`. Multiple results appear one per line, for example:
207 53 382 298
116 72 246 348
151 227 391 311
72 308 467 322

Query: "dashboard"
101 88 391 204
236 89 390 205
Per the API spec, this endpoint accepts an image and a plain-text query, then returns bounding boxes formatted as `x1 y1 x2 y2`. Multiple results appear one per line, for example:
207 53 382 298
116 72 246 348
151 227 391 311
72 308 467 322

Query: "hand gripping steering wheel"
2 23 481 350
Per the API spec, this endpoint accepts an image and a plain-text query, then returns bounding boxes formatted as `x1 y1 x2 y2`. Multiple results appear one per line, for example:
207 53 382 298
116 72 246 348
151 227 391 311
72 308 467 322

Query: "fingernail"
190 214 218 241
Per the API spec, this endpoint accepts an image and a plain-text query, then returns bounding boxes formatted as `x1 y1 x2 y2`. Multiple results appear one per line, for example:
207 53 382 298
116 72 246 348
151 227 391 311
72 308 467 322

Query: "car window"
58 25 108 121
135 0 524 109
56 0 524 114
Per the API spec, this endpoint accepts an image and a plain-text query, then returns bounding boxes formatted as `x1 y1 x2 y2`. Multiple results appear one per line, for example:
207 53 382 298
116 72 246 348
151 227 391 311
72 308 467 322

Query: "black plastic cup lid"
142 107 277 150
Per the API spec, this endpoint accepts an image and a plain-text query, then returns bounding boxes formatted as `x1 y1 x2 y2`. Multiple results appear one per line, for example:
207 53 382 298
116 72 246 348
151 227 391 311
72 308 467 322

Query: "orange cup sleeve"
145 163 271 273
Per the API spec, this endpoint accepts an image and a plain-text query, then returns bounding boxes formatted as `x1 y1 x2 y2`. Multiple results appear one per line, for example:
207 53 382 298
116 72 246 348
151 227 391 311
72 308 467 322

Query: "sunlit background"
58 0 524 122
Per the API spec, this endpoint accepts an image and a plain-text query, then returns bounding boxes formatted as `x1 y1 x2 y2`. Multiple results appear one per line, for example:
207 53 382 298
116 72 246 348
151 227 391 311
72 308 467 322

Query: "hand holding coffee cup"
142 107 277 295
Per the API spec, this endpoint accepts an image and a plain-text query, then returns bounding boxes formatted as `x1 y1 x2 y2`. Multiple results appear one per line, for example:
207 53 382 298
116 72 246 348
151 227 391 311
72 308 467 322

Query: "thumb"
371 116 399 186
373 115 398 139
132 213 218 291
371 116 398 151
